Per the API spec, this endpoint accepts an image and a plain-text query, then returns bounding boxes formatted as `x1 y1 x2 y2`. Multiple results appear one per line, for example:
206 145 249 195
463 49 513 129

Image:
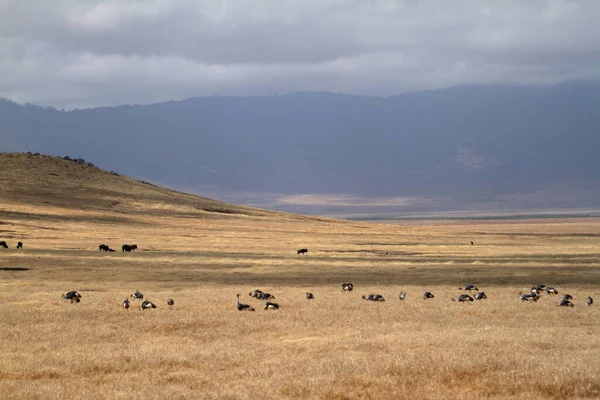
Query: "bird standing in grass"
167 298 175 309
123 299 130 311
362 294 385 302
399 292 406 300
131 291 144 302
62 291 82 303
264 302 279 310
306 293 314 300
459 284 478 292
452 294 474 303
586 296 593 306
474 292 487 300
546 287 558 295
558 299 574 307
140 300 156 311
236 294 255 311
423 291 434 299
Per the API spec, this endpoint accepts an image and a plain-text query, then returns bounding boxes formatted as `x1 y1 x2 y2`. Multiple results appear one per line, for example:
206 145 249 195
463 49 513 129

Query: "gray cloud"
1 0 599 108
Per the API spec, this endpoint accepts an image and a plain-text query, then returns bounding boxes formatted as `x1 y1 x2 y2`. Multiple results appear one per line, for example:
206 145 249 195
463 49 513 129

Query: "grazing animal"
167 298 175 309
530 287 540 296
264 301 279 310
558 299 574 307
459 284 478 292
546 287 558 295
362 294 385 302
122 244 135 252
259 292 275 301
236 294 255 311
140 300 156 311
306 292 314 300
586 296 593 306
562 294 573 301
423 291 435 299
249 289 263 299
452 294 474 303
62 291 82 303
99 244 109 251
16 241 23 249
341 283 354 292
536 284 546 292
0 241 8 249
399 292 406 300
519 292 538 302
130 244 138 251
122 299 130 310
108 248 115 252
470 241 474 245
474 292 487 300
131 291 144 302
297 248 308 255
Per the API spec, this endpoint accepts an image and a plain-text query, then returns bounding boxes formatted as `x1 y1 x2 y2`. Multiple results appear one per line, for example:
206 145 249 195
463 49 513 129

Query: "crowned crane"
236 294 255 311
423 291 434 299
259 292 275 300
249 289 263 299
586 296 593 306
452 294 474 303
140 300 156 311
519 292 538 302
131 291 144 302
530 287 540 297
546 287 558 295
122 299 130 311
474 292 487 300
399 292 406 300
264 302 279 310
306 292 314 300
167 298 175 310
362 294 385 302
62 291 81 303
459 284 478 292
562 294 573 301
536 284 546 292
558 299 574 307
341 283 354 292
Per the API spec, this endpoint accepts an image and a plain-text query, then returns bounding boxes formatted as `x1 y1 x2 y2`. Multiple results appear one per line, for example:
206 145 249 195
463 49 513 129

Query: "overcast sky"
1 0 599 109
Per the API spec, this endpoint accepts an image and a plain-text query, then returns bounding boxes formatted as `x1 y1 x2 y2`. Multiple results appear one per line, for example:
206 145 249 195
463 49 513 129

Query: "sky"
1 0 599 109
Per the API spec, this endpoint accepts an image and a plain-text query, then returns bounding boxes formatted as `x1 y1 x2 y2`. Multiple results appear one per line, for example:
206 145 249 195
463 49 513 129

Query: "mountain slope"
1 83 600 202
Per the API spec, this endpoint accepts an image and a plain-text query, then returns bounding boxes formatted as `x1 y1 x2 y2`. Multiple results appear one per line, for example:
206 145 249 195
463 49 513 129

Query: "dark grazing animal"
141 300 157 311
459 284 478 292
131 291 144 302
264 302 279 310
259 292 275 301
558 299 574 307
236 294 255 311
123 299 130 310
249 289 263 299
16 241 23 249
99 244 109 251
122 244 135 252
423 291 435 299
297 248 308 255
62 291 82 303
452 294 474 303
474 292 487 300
167 298 175 309
362 294 385 302
306 292 314 300
341 283 354 292
0 241 8 249
586 296 593 306
546 287 558 295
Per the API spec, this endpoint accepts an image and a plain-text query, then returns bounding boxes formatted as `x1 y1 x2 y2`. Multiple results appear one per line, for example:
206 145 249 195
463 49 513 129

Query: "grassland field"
1 154 600 399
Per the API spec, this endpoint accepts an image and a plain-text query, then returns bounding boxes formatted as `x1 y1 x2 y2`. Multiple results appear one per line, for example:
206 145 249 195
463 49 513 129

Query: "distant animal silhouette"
258 292 275 300
558 299 574 307
131 291 144 302
586 296 593 306
341 283 354 292
474 292 487 300
546 287 558 295
459 284 478 292
249 289 263 299
236 294 255 311
0 241 8 249
123 299 130 310
297 248 308 255
62 290 82 303
519 292 538 302
423 291 434 299
562 294 573 301
264 302 279 310
141 300 157 311
99 244 109 251
362 294 385 302
535 284 546 292
470 241 474 245
122 244 135 252
306 292 314 300
452 294 474 303
16 241 23 249
108 248 115 252
399 292 406 300
167 298 175 309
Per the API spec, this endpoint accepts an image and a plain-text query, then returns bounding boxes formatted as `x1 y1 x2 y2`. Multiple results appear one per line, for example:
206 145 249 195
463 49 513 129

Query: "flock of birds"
61 283 594 311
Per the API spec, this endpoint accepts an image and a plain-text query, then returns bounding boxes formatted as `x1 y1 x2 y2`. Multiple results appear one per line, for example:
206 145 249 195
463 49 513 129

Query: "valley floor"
1 202 599 399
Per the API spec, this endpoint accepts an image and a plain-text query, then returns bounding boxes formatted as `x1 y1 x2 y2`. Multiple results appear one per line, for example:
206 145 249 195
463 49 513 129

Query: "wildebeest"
0 241 8 249
99 244 109 251
297 248 308 255
122 244 138 252
16 241 23 249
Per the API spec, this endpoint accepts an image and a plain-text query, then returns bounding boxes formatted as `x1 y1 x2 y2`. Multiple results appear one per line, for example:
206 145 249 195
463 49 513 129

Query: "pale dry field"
1 154 600 399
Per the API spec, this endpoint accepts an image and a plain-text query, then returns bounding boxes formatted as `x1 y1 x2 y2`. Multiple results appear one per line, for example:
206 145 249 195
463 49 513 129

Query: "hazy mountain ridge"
1 83 599 209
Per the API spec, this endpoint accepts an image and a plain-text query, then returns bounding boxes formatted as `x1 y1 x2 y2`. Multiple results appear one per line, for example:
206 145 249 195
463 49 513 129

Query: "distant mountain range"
2 82 600 213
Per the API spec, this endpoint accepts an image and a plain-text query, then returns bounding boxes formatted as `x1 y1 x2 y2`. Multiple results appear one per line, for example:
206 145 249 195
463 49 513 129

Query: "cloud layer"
1 0 599 108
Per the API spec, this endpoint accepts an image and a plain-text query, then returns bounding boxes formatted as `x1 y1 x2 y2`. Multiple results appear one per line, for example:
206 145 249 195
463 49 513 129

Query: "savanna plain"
1 153 599 399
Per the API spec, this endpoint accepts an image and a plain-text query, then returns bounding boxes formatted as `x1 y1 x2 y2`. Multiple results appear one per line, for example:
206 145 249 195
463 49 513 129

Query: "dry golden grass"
1 153 600 399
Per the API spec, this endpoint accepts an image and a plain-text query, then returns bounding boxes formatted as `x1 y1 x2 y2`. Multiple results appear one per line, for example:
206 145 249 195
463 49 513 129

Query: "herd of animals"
2 242 595 310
